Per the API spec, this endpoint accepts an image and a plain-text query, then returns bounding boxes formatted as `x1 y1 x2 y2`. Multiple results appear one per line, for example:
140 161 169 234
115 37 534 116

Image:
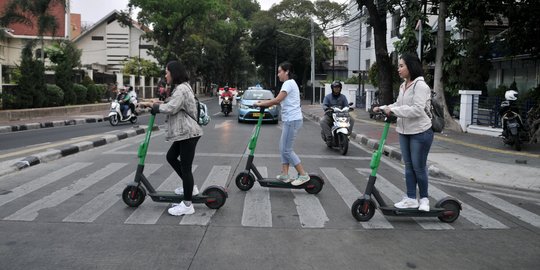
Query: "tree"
0 0 67 62
46 40 82 105
15 41 46 108
122 57 161 78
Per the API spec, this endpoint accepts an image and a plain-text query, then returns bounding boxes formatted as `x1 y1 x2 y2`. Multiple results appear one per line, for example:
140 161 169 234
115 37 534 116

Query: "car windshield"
243 90 274 100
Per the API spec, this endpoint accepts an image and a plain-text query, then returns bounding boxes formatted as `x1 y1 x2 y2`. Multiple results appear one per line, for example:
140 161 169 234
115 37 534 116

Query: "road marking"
214 120 234 129
356 169 453 230
125 166 197 225
5 163 126 221
180 166 230 225
0 134 107 159
471 192 540 228
64 164 162 223
0 162 92 208
107 151 371 160
292 188 329 228
241 167 272 227
321 167 393 229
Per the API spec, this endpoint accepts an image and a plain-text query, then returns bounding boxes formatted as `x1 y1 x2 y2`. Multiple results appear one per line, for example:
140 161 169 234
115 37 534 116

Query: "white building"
73 10 157 73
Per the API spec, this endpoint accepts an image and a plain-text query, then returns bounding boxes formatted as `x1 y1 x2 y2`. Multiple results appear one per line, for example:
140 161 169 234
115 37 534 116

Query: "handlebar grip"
259 107 265 113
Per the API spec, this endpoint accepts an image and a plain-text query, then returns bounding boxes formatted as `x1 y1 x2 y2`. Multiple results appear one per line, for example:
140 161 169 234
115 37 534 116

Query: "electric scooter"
122 109 228 209
235 107 324 194
351 112 461 223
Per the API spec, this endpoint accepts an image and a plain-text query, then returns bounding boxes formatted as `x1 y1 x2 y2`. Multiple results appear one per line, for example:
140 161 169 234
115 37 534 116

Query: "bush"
95 84 108 102
44 84 64 107
72 83 87 104
86 84 99 103
81 75 94 87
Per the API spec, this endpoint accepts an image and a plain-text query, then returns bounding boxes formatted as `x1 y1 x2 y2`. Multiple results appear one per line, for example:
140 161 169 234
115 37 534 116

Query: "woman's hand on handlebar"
373 106 392 116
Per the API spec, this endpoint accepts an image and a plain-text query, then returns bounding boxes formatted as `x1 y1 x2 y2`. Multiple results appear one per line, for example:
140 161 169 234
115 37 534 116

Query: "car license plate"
252 112 261 117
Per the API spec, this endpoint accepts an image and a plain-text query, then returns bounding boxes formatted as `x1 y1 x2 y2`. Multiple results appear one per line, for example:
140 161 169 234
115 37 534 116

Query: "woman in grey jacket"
139 60 202 216
373 53 434 212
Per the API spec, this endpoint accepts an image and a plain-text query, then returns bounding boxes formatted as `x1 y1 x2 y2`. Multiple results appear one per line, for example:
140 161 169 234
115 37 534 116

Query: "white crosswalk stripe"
242 167 272 227
356 169 454 230
5 163 127 221
292 189 329 228
180 165 231 225
321 167 393 229
0 162 92 208
471 192 540 228
64 164 162 223
124 166 198 225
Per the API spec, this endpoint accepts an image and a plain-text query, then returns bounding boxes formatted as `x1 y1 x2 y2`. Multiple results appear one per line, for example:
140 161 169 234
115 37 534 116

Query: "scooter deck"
148 191 211 204
379 206 446 217
258 178 309 189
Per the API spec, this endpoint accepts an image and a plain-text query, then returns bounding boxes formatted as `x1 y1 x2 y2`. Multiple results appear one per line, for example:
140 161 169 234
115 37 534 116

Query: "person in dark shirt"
319 81 355 142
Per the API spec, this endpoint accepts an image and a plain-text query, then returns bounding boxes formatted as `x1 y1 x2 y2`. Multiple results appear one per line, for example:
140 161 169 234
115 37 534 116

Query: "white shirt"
280 79 303 121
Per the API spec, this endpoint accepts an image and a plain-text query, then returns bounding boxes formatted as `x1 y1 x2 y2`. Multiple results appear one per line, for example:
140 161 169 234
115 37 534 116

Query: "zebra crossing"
0 161 539 230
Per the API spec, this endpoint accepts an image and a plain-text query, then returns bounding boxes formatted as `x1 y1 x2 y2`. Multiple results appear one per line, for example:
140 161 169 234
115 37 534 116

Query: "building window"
365 59 371 70
391 11 401 38
91 36 104 41
366 26 372 48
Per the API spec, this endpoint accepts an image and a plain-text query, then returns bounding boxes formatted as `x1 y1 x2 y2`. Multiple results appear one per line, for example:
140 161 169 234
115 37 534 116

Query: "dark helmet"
224 86 229 91
331 81 342 90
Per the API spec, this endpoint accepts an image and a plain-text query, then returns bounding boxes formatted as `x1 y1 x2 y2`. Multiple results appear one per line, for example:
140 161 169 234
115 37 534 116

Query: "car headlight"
239 103 249 109
268 105 276 110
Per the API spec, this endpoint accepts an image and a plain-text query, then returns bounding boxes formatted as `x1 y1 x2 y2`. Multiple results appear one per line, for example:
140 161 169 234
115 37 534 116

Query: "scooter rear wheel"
436 200 461 223
235 172 255 191
130 116 138 124
122 186 146 207
351 198 376 221
203 187 227 209
304 175 324 194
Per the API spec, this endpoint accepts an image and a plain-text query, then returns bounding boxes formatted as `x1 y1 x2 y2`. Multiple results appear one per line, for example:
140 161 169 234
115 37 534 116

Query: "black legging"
166 136 200 201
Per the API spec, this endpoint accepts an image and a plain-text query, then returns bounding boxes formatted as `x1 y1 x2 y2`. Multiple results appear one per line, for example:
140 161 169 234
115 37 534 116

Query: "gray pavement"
1 99 539 192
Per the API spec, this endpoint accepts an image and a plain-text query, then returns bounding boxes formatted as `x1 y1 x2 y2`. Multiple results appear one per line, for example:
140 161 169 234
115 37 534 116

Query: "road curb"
0 125 157 178
302 110 453 180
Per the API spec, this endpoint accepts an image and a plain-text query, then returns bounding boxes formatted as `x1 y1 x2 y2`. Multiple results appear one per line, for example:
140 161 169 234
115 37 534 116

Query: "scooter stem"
369 116 391 177
138 114 156 165
248 107 266 155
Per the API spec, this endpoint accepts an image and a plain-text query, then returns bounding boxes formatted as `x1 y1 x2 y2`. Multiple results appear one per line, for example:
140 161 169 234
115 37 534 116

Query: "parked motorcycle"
321 103 354 155
221 96 232 116
108 100 137 126
499 90 528 151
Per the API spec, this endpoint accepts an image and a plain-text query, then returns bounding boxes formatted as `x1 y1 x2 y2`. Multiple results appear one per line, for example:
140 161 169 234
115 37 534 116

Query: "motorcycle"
221 96 232 116
321 103 354 155
499 100 528 151
108 100 137 126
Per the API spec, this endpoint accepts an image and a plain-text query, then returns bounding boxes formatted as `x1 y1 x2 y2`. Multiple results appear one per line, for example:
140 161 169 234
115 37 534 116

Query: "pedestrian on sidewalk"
138 60 202 216
373 52 433 212
255 61 310 186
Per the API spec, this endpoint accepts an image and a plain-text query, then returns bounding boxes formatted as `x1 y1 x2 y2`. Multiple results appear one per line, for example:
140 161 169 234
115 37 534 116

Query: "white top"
280 79 303 121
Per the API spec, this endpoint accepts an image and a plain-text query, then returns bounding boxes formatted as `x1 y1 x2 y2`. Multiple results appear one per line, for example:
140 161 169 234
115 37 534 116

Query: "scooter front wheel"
203 187 227 209
339 133 349 155
109 114 119 126
122 186 146 207
351 198 376 221
304 174 324 194
235 172 255 191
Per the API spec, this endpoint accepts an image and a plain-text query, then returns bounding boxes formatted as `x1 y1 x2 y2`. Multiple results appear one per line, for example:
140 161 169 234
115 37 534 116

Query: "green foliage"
72 83 87 104
14 41 46 108
47 40 81 105
86 84 99 103
523 85 540 104
44 84 64 107
95 84 108 102
81 75 94 87
509 81 518 92
368 62 378 88
122 57 161 77
493 83 508 98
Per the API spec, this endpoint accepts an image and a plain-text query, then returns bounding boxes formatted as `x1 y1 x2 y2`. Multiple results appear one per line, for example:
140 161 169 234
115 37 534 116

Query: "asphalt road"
0 100 539 269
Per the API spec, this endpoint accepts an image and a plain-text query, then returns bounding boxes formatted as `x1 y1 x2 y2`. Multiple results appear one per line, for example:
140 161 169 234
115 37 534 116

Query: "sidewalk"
302 101 540 192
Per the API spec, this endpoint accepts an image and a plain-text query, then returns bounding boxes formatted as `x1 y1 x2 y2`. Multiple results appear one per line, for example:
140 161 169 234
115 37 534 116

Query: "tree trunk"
433 1 461 132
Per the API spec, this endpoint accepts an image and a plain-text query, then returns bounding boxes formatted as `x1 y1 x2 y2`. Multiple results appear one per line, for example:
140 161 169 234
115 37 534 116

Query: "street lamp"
277 20 316 104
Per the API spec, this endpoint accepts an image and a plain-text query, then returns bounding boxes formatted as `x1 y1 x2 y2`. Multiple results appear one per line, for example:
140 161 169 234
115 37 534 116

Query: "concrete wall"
0 103 109 122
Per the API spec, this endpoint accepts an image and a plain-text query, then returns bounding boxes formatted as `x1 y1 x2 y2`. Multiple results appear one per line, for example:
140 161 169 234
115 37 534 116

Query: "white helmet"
505 90 518 101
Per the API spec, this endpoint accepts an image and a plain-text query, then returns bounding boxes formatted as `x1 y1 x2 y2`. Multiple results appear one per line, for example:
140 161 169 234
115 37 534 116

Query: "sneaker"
394 197 419 209
168 201 195 216
291 174 310 186
276 174 293 183
418 197 430 212
174 185 199 196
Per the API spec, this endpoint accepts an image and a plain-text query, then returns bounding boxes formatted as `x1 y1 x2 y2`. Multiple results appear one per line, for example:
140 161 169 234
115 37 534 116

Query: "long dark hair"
400 52 424 81
279 61 295 80
166 60 189 86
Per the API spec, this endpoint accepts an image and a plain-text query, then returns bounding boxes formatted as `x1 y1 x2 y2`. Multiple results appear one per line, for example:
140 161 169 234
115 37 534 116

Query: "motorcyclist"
320 81 355 144
221 86 234 112
115 85 131 118
127 85 138 116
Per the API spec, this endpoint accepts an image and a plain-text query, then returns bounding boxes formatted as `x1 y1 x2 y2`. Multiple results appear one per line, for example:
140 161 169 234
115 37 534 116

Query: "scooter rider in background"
116 85 130 118
320 81 355 145
127 85 138 116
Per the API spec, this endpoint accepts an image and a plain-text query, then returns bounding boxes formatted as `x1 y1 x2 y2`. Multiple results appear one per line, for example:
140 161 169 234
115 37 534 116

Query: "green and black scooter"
235 107 324 194
351 111 461 223
122 110 227 209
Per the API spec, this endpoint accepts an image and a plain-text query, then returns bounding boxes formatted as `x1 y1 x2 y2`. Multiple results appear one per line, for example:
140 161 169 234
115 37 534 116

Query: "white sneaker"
168 201 195 216
394 197 419 209
291 174 311 186
418 197 430 212
174 185 199 196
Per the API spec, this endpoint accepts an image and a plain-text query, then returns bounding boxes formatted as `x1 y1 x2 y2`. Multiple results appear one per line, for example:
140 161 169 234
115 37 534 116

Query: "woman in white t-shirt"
256 61 310 186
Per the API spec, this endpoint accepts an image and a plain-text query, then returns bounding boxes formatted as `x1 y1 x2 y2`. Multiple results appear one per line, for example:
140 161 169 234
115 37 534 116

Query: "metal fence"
474 96 537 128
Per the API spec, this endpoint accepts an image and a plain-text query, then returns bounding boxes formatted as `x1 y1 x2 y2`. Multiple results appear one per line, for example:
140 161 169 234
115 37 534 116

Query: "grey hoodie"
157 82 203 141
380 77 432 135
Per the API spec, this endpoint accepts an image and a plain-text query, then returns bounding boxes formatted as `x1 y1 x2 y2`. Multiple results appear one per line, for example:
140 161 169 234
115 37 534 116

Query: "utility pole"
332 30 335 81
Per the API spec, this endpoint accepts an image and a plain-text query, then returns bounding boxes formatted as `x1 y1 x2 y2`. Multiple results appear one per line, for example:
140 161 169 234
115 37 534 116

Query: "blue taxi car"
237 89 279 124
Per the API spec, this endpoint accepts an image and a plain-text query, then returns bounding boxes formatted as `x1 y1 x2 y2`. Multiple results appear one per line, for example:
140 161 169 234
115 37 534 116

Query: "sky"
70 0 348 26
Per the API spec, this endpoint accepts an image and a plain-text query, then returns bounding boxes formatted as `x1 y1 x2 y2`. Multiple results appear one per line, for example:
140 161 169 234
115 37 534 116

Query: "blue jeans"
280 119 303 166
399 129 434 199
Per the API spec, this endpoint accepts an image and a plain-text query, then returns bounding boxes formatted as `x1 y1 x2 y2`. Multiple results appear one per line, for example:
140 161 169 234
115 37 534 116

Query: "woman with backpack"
138 60 202 216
